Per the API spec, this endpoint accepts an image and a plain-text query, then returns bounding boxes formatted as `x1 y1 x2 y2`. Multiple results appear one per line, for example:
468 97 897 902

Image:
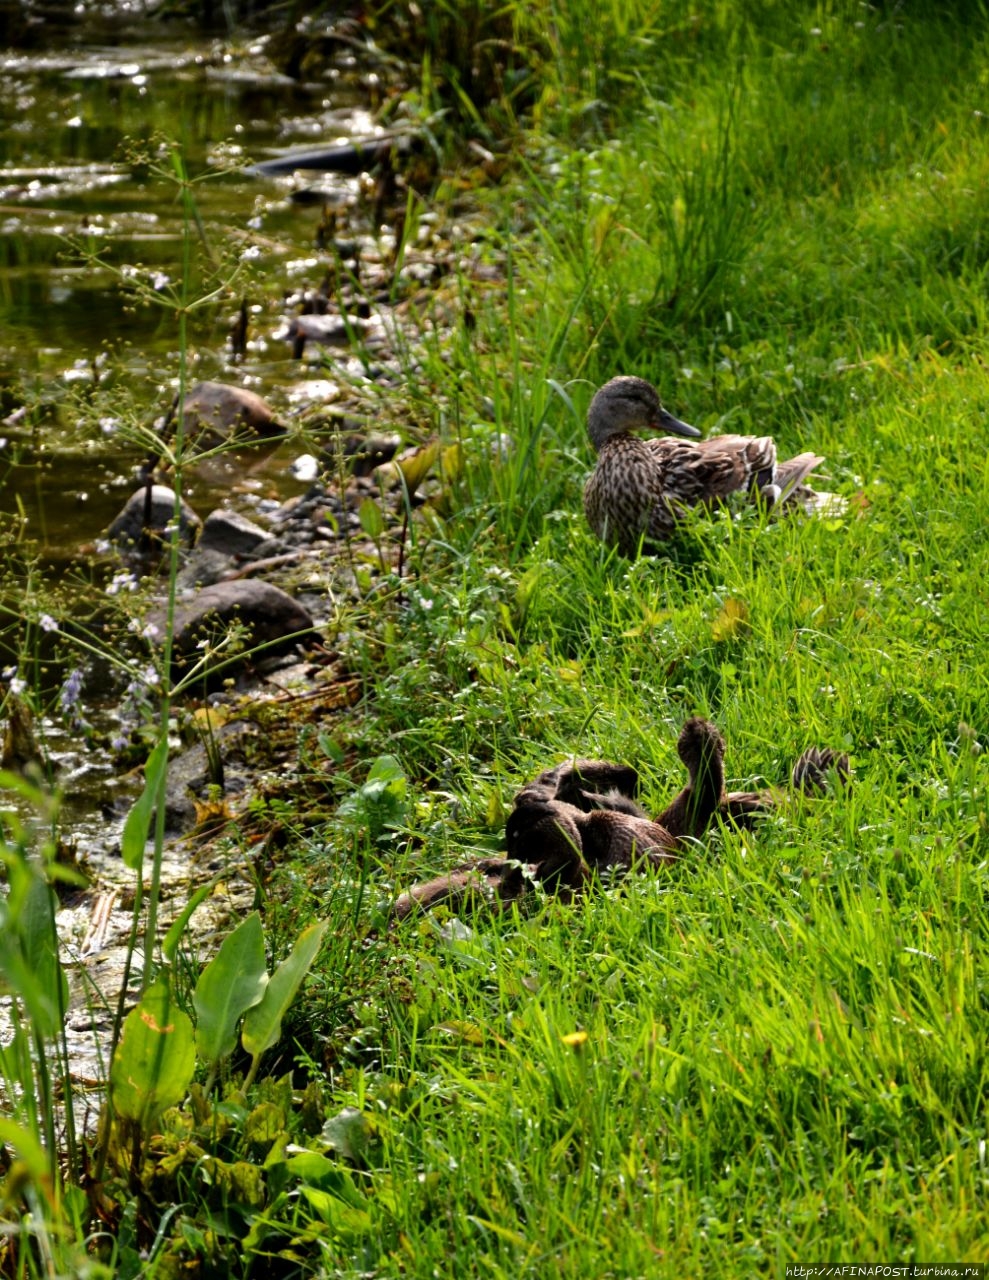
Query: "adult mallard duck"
583 375 828 555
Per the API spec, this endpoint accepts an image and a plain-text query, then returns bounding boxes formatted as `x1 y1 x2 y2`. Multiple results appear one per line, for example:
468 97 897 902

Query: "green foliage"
193 912 269 1074
250 4 989 1272
0 779 93 1276
0 860 67 1044
336 754 409 843
6 3 989 1275
242 921 331 1083
119 736 170 872
110 981 196 1127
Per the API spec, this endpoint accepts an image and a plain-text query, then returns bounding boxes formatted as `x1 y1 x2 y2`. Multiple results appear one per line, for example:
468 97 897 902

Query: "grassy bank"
4 1 989 1275
299 2 989 1274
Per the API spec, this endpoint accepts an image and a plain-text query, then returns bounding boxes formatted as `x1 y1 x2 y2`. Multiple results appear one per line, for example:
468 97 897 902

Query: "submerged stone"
181 381 282 444
105 485 201 549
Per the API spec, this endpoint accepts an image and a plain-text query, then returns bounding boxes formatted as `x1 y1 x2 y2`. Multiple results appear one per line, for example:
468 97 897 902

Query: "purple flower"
60 667 84 711
59 667 90 731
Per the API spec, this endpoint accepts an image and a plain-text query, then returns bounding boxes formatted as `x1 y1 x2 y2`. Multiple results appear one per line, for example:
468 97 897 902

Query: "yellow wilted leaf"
437 1020 485 1045
592 208 614 253
711 597 750 642
440 443 463 481
623 607 672 637
485 789 507 829
189 704 234 734
398 440 441 493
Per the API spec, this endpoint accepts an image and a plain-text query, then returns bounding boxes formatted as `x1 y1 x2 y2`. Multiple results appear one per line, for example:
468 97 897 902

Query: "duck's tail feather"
772 452 825 504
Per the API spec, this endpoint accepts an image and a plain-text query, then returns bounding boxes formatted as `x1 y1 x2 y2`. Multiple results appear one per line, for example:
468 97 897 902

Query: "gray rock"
182 382 281 444
174 511 275 590
198 510 269 557
174 548 236 591
106 485 201 549
154 580 317 684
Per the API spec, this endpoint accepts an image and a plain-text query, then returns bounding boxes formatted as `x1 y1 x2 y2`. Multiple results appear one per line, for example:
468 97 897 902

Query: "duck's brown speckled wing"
644 435 778 505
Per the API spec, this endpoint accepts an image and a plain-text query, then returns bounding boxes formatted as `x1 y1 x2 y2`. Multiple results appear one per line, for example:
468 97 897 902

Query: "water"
1 8 379 555
0 9 390 1047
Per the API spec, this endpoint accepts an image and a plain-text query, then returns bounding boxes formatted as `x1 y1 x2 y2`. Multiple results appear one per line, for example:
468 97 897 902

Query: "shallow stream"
1 5 388 557
0 5 409 1080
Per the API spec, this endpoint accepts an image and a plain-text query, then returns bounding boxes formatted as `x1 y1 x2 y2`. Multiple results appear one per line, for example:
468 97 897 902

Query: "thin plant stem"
143 152 194 992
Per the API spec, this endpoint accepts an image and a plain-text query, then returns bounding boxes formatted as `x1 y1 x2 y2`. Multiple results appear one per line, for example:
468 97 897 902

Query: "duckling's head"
676 716 726 774
587 376 700 451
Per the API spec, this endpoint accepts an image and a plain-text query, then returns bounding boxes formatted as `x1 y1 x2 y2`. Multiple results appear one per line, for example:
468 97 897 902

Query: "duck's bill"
658 409 702 438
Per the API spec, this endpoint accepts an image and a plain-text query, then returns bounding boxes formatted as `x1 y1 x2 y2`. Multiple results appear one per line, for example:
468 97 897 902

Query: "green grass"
264 3 989 1274
5 1 989 1275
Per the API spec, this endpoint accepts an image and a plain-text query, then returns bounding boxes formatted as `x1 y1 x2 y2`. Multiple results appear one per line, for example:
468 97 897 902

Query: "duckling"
583 375 828 555
513 758 643 815
389 723 852 921
718 744 852 828
391 718 729 921
390 857 528 921
790 746 851 795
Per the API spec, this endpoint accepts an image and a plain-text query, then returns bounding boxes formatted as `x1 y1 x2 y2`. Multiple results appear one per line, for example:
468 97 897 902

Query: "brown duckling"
392 717 730 921
390 723 852 921
583 375 829 555
790 745 851 795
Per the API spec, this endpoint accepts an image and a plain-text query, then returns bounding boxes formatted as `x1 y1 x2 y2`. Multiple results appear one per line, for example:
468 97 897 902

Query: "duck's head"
587 376 701 450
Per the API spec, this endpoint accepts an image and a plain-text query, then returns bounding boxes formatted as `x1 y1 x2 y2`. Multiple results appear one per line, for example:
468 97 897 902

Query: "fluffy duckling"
390 724 851 921
392 718 730 920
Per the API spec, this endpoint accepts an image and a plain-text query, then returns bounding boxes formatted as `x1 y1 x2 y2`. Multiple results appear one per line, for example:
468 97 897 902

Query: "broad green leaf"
0 769 49 811
358 496 385 539
120 737 169 871
0 942 60 1038
0 1024 28 1081
110 980 195 1125
17 873 68 1039
242 920 328 1060
298 1185 371 1238
287 1153 368 1207
336 756 408 840
0 872 67 1039
0 1119 51 1184
193 912 268 1069
363 754 406 798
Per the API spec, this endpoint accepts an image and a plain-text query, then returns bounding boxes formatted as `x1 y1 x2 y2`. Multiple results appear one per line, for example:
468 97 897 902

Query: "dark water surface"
1 6 373 555
0 8 387 861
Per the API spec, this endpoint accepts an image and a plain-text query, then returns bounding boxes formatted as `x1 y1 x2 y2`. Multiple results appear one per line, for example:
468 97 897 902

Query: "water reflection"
0 32 321 361
0 14 367 554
